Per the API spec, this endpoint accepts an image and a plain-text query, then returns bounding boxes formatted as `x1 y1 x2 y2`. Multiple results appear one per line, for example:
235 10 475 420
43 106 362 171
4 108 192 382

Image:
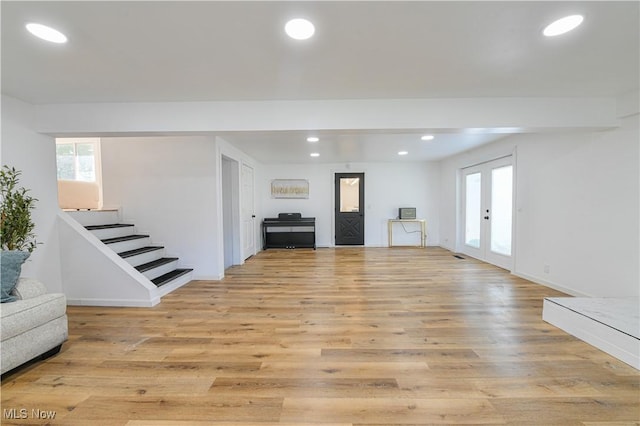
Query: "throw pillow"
1 251 30 303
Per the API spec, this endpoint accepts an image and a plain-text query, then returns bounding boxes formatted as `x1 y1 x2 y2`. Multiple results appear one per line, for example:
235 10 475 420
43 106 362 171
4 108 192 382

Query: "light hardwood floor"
2 247 639 425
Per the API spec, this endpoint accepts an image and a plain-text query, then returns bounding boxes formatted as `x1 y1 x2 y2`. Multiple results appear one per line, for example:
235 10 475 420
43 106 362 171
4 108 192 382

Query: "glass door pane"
340 178 360 212
490 165 513 256
465 172 481 248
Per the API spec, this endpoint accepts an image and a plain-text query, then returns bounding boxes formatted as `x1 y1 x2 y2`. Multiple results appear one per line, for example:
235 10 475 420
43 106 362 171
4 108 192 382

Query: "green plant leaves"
0 166 38 252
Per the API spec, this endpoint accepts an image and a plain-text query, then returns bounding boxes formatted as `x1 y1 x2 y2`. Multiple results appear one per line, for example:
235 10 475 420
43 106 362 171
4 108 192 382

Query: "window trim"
55 137 102 183
55 137 103 210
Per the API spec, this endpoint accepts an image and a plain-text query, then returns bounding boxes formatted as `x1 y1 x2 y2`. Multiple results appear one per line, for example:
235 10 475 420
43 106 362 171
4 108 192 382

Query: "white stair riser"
122 249 164 267
143 260 179 280
90 226 135 240
106 237 151 254
67 210 119 226
157 271 193 297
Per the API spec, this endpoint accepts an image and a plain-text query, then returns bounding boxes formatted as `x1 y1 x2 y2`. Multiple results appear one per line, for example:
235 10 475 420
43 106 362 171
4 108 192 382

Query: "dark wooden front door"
335 173 365 245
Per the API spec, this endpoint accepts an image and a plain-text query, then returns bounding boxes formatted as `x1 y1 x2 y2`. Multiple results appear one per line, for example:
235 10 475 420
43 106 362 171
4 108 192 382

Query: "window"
55 137 103 210
56 138 100 182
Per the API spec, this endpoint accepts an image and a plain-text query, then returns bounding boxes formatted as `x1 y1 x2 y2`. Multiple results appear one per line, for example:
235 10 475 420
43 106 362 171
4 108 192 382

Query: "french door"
461 156 514 270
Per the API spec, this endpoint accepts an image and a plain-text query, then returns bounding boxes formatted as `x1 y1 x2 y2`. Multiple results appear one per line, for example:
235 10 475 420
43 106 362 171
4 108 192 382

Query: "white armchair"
1 278 68 375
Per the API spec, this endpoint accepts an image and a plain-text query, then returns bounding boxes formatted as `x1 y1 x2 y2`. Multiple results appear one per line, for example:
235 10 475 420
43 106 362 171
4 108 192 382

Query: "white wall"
100 136 220 280
439 114 639 298
259 161 440 247
1 96 63 292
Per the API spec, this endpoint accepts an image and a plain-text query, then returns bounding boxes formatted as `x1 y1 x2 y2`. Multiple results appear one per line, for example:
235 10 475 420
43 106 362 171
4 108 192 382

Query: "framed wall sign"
271 179 309 199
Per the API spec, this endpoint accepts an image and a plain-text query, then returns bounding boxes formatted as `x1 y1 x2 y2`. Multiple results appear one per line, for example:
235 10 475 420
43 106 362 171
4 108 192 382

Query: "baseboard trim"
434 246 591 297
67 297 160 307
512 271 590 297
193 274 224 281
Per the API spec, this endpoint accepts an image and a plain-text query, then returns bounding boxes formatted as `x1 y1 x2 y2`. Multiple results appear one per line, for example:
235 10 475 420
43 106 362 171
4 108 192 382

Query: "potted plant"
1 166 38 302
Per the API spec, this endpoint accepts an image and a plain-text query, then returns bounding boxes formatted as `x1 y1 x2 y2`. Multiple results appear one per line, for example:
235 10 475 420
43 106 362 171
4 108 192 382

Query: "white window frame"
55 137 102 184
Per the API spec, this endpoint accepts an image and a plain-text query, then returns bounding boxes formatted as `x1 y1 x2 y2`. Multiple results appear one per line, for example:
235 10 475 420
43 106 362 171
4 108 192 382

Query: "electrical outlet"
544 264 550 274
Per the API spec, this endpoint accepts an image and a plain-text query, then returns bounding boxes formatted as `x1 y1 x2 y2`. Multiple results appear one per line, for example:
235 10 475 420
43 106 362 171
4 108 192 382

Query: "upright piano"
262 213 316 250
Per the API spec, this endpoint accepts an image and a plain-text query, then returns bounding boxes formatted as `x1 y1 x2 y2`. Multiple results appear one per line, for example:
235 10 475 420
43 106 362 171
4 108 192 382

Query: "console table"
388 219 426 247
263 215 316 249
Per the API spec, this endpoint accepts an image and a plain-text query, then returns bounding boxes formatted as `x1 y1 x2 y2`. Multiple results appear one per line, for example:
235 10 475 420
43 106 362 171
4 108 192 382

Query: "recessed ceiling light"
307 136 319 142
421 135 434 141
543 15 584 37
310 152 320 157
285 18 315 40
398 151 408 156
26 23 68 44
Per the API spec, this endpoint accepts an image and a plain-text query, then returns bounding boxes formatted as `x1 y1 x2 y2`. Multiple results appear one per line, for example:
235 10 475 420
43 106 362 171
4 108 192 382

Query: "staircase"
68 210 193 291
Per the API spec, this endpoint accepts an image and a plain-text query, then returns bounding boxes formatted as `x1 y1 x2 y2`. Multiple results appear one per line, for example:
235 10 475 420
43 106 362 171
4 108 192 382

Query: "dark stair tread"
102 234 149 244
152 268 193 287
85 223 134 230
135 257 179 273
118 246 164 258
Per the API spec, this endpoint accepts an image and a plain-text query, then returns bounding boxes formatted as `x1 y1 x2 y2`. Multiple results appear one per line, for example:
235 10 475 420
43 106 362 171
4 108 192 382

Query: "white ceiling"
217 129 509 163
2 1 638 163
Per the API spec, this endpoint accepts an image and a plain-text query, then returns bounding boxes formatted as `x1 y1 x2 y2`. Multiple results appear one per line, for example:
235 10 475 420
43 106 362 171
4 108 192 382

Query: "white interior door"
461 156 514 270
241 163 255 259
